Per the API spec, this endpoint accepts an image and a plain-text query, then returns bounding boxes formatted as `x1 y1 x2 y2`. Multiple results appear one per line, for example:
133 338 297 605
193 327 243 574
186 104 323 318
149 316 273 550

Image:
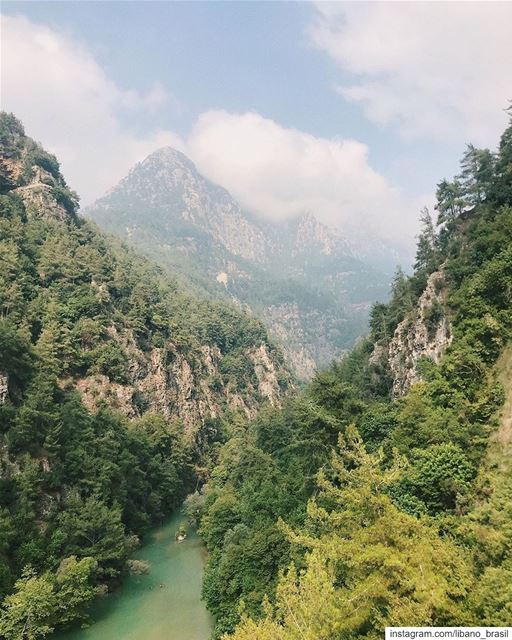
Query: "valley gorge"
0 113 290 638
1 104 512 640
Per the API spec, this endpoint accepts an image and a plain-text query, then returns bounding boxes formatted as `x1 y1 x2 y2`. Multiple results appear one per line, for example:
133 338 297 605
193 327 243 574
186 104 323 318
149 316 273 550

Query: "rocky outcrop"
1 122 76 222
74 374 137 417
16 181 70 221
263 302 350 379
1 134 290 436
388 269 452 396
69 326 285 432
248 344 282 407
263 304 318 380
0 371 8 405
292 212 350 257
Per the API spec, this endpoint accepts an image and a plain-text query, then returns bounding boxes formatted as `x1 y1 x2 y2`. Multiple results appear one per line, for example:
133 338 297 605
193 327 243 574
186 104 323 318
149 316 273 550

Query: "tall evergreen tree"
414 207 437 273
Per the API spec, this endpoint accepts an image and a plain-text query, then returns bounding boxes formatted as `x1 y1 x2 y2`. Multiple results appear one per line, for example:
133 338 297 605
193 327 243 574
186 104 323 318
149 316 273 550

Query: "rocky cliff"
70 331 283 432
369 268 453 396
0 113 77 221
388 269 452 395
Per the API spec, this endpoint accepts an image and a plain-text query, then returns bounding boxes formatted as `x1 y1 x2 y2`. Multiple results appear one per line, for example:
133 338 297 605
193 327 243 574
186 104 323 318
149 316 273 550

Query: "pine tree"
491 106 512 206
414 207 437 273
459 144 495 207
435 178 464 225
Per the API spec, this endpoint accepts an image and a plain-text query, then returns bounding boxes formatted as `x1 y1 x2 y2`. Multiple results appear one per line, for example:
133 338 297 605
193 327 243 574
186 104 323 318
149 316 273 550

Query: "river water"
58 511 213 640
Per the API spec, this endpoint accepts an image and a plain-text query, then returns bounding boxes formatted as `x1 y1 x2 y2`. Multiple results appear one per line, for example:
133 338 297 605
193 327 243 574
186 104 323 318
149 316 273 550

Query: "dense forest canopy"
194 109 512 638
0 112 289 637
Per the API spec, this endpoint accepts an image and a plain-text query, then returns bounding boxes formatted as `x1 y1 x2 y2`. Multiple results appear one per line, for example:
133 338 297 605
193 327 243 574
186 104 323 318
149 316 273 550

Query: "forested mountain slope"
195 111 512 638
0 112 290 636
86 148 391 379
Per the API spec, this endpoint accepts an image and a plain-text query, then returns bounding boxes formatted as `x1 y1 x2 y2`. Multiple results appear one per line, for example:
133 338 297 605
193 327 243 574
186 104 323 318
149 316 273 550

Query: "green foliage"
0 557 100 639
200 110 512 637
0 320 33 389
491 107 512 205
391 443 476 515
358 404 398 450
51 186 79 216
0 568 57 639
89 341 129 383
0 113 26 190
424 298 444 339
0 114 286 634
226 431 471 639
53 497 135 579
0 112 25 147
219 352 258 391
29 149 60 180
198 396 348 635
369 267 414 343
435 178 465 226
468 565 512 625
54 556 101 626
183 491 206 527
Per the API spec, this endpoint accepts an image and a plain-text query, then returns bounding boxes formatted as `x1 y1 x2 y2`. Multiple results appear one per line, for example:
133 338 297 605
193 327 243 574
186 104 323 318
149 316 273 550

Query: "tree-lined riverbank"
58 512 212 640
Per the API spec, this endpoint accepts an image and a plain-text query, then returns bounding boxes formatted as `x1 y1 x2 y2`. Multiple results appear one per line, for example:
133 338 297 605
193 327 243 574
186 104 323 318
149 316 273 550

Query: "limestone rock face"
388 269 452 396
248 344 282 407
262 302 345 380
0 371 9 405
292 212 349 257
0 123 76 221
68 325 285 433
16 181 70 221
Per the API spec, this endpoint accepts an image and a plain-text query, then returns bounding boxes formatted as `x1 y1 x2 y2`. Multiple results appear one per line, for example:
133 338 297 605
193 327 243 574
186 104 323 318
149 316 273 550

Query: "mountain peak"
87 143 273 264
125 145 201 187
87 147 391 379
98 145 235 212
144 146 196 171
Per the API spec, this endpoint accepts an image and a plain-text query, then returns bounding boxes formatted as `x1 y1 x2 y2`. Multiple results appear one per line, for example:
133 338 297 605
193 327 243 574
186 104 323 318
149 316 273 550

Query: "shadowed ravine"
58 511 213 640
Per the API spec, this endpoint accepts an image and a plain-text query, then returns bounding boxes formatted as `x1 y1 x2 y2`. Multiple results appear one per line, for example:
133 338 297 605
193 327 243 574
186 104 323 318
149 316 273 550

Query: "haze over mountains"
87 147 394 379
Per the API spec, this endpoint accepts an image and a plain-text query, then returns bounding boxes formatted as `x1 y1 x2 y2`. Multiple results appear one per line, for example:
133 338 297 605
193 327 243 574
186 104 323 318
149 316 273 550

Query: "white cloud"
187 110 416 244
1 13 421 251
1 14 184 203
309 2 512 145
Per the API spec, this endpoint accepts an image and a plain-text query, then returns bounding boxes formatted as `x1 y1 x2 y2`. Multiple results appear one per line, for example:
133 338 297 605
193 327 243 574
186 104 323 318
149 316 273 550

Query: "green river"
58 511 213 640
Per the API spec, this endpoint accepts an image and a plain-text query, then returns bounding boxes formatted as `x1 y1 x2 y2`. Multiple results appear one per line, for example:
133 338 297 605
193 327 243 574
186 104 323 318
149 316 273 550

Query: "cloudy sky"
2 1 511 250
